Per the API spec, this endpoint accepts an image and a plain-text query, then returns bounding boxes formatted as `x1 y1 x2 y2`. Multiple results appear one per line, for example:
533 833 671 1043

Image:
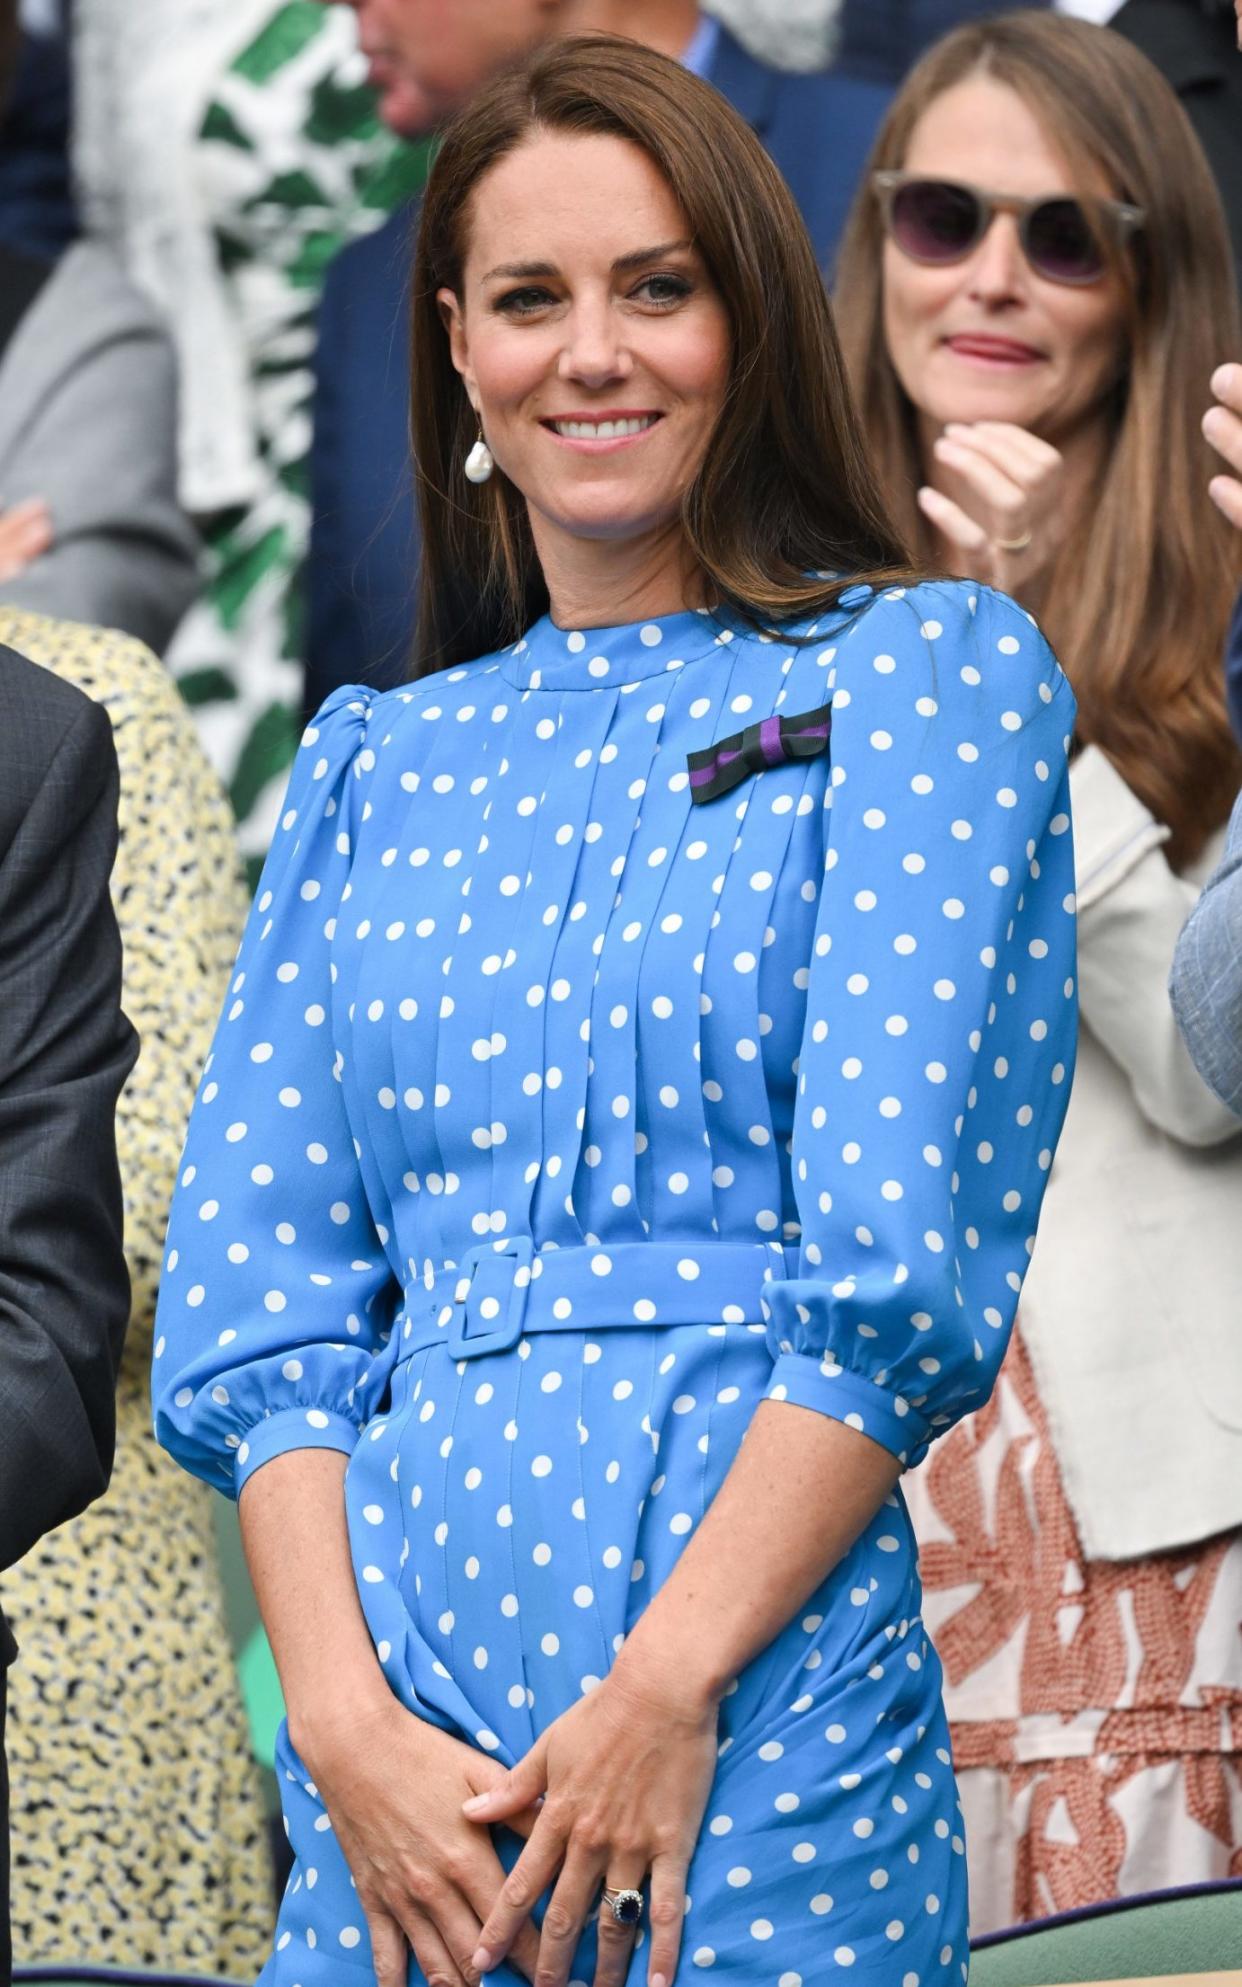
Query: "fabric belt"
394 1237 789 1362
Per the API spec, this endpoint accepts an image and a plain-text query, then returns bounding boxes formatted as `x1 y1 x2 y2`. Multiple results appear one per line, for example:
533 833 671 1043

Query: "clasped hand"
464 1655 719 1987
304 1655 718 1987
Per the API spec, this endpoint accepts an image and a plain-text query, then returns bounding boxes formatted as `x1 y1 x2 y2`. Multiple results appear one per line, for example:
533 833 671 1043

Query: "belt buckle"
447 1235 534 1359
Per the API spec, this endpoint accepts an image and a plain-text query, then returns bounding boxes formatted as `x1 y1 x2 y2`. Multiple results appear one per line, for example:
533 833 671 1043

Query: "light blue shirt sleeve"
763 582 1079 1465
679 12 721 77
152 685 401 1498
1169 789 1242 1118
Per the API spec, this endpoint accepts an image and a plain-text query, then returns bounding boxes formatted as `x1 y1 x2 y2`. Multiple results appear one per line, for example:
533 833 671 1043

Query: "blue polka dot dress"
154 579 1078 1986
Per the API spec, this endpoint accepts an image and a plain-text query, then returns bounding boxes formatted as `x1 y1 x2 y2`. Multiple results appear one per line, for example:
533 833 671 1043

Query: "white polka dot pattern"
153 579 1076 1981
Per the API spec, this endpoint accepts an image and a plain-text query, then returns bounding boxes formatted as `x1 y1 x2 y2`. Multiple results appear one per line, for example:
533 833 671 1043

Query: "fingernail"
471 1949 493 1973
651 1975 668 1987
1211 363 1235 393
462 1792 491 1813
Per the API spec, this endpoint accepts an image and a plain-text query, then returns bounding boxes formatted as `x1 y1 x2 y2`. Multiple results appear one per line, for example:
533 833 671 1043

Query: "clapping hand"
918 420 1066 596
1204 363 1242 533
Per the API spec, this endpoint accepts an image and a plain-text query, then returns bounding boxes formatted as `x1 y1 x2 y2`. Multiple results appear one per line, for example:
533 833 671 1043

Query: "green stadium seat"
237 1619 285 1773
213 1494 286 1772
970 1879 1242 1984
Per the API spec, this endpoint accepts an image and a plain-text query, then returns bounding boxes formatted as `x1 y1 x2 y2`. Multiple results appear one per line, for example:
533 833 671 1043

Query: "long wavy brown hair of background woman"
834 8 1242 868
410 34 917 677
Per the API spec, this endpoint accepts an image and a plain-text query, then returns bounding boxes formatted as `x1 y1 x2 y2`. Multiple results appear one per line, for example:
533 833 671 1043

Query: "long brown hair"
835 9 1241 867
411 34 914 677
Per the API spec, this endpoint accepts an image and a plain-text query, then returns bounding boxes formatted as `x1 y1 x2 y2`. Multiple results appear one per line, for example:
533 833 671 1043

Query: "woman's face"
440 131 731 556
882 75 1130 446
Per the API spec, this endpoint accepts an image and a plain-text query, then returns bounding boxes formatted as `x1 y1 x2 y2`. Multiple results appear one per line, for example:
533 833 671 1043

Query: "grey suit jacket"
0 242 200 654
1171 788 1242 1116
0 646 139 1672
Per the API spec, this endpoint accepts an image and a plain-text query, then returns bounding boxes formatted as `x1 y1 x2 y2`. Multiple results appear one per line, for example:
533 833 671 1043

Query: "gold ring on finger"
995 529 1033 552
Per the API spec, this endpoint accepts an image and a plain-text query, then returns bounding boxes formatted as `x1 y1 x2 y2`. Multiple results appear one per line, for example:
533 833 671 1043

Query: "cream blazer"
1018 745 1242 1561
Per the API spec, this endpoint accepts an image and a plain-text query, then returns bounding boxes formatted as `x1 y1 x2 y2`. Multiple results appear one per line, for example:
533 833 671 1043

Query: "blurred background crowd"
0 0 1240 1978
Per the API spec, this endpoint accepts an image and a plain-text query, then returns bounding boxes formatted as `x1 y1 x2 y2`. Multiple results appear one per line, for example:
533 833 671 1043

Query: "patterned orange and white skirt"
905 1327 1242 1935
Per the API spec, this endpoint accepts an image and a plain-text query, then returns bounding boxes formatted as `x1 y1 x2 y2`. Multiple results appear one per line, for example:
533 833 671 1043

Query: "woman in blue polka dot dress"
154 38 1077 1987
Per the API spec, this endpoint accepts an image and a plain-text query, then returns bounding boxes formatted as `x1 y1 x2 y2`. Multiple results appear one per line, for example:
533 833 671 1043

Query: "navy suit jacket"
835 0 1048 83
0 651 137 1985
0 33 78 264
304 28 892 714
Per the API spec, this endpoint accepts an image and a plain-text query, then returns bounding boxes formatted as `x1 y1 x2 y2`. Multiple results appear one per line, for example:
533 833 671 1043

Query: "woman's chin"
920 373 1047 433
533 489 680 546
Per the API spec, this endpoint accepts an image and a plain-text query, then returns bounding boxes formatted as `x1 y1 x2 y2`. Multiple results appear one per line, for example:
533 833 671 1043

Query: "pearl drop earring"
464 429 494 484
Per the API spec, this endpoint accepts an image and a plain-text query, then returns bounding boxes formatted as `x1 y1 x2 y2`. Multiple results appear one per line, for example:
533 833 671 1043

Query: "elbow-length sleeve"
153 686 399 1498
763 583 1078 1467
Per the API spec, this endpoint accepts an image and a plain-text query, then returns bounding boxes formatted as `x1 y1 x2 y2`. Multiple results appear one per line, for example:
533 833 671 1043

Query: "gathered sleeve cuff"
765 1347 930 1459
233 1403 364 1494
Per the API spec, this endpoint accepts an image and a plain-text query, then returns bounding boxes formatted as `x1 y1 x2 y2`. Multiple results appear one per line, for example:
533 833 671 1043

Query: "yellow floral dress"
0 609 275 1974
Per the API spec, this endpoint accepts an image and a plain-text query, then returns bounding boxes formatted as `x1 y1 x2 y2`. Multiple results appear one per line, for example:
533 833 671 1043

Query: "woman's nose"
965 212 1028 304
558 303 632 387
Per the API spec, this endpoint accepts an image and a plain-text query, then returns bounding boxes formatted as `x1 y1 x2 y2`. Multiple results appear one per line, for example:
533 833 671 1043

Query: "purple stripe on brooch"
758 715 785 768
688 745 742 788
686 700 833 804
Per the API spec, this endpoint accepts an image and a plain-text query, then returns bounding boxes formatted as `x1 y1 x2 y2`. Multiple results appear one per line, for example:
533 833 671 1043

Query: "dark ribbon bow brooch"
687 701 832 804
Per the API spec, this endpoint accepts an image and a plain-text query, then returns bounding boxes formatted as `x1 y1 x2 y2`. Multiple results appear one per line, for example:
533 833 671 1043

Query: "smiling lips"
542 411 664 448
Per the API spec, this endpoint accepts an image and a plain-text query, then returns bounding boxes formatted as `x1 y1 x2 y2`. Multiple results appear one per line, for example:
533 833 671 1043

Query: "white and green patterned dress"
75 0 426 877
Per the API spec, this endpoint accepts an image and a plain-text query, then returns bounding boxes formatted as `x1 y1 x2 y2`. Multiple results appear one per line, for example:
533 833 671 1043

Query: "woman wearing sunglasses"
836 8 1242 1931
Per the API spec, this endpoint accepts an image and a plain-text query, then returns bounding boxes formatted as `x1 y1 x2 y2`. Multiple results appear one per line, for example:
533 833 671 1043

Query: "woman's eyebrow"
612 237 694 273
481 239 694 283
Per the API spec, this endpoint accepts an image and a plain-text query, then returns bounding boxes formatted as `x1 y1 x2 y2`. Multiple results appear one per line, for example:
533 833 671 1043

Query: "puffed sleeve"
153 686 400 1498
763 582 1077 1467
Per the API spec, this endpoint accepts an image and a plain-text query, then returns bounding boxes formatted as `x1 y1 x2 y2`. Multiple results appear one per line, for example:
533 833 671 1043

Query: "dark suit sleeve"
304 217 419 723
0 692 139 1572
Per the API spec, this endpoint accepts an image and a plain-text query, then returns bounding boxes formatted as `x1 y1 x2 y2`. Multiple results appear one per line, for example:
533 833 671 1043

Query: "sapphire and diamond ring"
601 1885 645 1927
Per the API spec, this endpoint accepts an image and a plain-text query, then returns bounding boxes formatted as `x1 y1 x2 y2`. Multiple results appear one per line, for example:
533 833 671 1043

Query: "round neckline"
500 604 739 692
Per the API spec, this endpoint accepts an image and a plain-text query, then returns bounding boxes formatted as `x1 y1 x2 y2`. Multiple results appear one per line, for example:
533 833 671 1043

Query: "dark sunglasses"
872 171 1145 286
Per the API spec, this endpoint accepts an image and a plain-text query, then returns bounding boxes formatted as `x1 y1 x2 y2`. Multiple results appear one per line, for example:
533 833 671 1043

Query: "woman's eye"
635 273 692 307
495 286 554 316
